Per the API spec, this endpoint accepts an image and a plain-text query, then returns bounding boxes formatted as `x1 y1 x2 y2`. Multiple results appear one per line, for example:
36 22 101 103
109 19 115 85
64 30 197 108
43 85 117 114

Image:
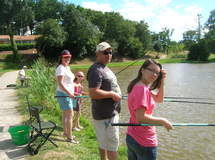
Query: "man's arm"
89 88 121 102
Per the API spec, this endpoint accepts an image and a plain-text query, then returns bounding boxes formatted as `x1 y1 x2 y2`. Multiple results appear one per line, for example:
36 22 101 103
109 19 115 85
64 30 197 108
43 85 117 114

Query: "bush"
188 39 210 61
0 43 35 51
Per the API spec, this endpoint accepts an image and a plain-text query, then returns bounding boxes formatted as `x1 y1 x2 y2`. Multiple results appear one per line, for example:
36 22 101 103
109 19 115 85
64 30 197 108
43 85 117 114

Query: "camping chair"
27 106 58 155
25 95 43 124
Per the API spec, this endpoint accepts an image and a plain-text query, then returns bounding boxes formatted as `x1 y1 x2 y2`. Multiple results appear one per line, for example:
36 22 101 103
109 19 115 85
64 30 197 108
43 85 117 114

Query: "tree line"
0 0 214 61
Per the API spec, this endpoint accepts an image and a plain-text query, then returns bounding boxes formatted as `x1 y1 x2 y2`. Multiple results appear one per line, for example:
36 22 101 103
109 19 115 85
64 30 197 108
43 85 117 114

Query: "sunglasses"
77 75 84 78
103 50 112 55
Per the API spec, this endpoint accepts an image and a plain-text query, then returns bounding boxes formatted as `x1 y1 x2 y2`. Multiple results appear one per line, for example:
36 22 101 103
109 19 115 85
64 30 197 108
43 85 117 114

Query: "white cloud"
82 2 112 12
117 0 203 41
81 0 203 41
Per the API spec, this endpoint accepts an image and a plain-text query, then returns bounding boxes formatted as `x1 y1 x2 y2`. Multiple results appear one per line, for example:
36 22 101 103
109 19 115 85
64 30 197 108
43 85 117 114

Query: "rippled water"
78 62 215 160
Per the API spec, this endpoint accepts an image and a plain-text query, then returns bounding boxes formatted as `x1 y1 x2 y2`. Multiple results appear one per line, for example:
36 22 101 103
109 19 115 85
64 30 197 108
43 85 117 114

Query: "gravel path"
0 71 27 160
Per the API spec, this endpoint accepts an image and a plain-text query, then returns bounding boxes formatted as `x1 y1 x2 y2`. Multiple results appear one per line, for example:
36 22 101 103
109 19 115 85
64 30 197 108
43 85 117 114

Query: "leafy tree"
35 18 66 58
15 0 35 35
151 28 173 54
126 37 144 58
103 12 137 57
0 0 23 60
62 4 101 58
135 20 152 53
188 39 210 61
182 30 198 50
34 0 63 22
158 28 173 54
205 9 215 52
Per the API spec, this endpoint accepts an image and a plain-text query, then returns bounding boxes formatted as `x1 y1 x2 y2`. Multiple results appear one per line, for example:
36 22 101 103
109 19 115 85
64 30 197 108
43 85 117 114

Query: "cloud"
117 0 203 41
81 0 203 41
82 2 112 12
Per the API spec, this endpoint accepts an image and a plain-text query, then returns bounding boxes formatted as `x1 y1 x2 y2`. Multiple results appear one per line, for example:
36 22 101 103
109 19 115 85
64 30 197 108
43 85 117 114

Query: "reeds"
27 58 60 115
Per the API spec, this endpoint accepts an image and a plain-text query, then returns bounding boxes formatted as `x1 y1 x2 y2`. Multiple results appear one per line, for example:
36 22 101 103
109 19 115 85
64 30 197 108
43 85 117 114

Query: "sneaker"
73 127 81 131
78 126 83 129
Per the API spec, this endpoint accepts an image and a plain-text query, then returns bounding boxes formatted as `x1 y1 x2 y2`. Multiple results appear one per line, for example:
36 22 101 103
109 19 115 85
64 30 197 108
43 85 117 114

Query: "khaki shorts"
93 114 119 151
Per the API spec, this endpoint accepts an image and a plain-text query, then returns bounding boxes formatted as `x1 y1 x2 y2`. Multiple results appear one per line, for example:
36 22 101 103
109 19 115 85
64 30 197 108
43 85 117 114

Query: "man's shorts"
56 90 75 110
93 114 119 151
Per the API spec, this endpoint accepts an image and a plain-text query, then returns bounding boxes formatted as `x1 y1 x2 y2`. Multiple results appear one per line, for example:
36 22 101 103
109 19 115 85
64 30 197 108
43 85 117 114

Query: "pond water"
76 62 215 160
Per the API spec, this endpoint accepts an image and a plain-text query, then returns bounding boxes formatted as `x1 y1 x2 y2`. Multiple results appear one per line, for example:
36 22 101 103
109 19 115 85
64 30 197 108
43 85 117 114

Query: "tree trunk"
9 32 18 60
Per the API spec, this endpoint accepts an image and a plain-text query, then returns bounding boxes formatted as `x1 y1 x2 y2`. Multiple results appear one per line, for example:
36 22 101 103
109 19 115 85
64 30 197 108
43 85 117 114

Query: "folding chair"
25 95 43 124
27 106 58 155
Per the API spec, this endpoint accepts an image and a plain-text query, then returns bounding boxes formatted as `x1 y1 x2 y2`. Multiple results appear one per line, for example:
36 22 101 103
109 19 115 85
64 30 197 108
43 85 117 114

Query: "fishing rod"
165 96 215 100
164 99 215 105
55 95 215 105
114 59 141 75
111 123 215 127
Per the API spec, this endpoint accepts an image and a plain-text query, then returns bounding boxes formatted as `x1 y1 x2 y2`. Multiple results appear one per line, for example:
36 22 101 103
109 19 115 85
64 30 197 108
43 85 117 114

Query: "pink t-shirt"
127 84 158 147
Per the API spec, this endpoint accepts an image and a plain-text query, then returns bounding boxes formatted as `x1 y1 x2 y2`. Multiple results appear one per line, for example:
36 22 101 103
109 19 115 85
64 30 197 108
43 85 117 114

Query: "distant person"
126 59 173 160
87 42 122 160
18 66 27 86
73 71 86 131
55 50 79 144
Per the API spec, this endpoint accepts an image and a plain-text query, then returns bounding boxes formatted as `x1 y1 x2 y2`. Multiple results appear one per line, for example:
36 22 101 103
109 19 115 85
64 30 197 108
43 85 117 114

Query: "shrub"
0 43 35 51
188 39 210 61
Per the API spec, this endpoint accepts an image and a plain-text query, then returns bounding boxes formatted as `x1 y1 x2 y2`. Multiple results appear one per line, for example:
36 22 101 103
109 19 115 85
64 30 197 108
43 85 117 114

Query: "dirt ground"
0 71 27 160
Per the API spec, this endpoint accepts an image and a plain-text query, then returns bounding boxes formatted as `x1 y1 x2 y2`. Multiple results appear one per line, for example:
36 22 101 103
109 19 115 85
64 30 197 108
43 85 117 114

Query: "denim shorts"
56 90 76 110
126 134 157 160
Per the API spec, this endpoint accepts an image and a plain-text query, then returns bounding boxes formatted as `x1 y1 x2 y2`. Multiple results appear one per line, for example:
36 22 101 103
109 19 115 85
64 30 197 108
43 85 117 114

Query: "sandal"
63 133 75 139
66 138 79 144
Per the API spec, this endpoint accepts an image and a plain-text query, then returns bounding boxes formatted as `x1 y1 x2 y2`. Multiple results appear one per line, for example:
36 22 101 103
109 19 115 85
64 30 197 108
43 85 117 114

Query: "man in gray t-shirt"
87 42 121 160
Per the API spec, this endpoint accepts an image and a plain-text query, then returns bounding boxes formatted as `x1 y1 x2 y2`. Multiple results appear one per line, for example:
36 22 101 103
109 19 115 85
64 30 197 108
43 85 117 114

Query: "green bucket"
8 125 31 146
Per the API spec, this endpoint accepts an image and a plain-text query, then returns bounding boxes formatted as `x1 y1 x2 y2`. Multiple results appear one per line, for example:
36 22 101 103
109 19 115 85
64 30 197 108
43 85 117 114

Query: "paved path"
0 71 27 160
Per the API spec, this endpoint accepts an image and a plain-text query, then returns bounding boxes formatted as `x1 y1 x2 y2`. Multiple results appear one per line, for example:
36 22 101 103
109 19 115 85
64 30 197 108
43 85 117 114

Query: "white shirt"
18 69 26 80
56 64 75 94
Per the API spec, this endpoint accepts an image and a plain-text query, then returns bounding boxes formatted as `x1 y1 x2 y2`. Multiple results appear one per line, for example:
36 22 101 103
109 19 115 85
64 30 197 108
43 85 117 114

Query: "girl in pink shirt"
126 59 173 160
73 71 85 131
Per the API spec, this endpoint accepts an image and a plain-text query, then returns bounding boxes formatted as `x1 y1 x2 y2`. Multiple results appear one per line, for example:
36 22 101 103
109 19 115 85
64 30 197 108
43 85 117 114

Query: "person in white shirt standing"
55 50 79 144
18 66 27 86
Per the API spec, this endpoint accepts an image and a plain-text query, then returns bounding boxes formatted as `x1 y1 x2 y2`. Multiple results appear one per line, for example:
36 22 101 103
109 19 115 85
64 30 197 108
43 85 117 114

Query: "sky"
67 0 214 41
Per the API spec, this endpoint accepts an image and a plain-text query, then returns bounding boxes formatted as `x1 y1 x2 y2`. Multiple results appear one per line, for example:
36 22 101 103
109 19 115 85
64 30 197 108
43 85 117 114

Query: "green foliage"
125 37 144 58
35 18 66 58
152 28 173 54
188 39 210 61
27 58 59 113
34 0 63 22
168 41 184 54
0 44 11 51
135 20 152 53
205 9 215 53
62 4 101 58
0 43 35 51
182 30 198 50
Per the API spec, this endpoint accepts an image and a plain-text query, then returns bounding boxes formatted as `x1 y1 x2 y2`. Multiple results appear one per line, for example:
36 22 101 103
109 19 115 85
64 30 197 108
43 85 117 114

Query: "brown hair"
127 59 162 93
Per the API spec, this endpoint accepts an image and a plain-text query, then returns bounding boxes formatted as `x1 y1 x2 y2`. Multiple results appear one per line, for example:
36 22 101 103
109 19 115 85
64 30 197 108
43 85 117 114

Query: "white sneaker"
73 127 81 131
